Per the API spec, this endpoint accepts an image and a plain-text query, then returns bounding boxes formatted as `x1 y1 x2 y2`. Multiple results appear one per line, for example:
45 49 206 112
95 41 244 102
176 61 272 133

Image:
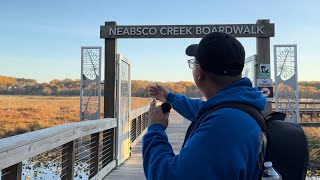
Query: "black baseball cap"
185 32 245 76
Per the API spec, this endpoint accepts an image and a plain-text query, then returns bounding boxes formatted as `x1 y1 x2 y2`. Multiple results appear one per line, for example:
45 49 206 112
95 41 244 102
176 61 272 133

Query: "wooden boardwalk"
104 111 190 180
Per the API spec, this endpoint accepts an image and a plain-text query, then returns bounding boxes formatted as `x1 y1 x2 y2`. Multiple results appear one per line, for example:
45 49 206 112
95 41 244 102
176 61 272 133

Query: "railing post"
131 118 136 143
61 141 75 180
89 132 101 179
1 162 22 180
305 102 307 114
137 115 141 137
101 129 115 168
111 128 116 161
144 112 148 130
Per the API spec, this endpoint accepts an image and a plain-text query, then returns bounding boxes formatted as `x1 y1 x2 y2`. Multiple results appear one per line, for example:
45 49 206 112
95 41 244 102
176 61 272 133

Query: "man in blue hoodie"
143 32 267 180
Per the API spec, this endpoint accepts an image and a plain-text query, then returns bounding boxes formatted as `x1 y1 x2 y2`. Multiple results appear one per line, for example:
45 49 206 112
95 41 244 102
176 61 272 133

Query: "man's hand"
148 99 169 128
148 83 170 102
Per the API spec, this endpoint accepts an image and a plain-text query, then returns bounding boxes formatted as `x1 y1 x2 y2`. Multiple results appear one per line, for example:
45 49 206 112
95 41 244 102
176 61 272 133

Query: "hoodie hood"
198 78 266 116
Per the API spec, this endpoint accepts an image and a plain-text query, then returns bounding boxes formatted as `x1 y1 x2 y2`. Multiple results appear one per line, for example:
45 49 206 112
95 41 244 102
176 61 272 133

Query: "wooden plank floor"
104 111 190 180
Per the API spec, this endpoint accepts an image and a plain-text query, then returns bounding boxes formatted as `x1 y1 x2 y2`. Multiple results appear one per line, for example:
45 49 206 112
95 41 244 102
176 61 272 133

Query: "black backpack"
183 102 309 180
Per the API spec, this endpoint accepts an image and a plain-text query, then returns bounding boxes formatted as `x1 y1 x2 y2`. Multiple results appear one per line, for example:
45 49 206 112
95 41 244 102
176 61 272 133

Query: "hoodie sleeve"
143 123 210 180
142 109 261 180
166 92 204 122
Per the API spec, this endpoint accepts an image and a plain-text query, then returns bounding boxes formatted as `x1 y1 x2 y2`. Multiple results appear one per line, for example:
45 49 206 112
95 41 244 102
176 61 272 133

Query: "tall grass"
0 95 152 138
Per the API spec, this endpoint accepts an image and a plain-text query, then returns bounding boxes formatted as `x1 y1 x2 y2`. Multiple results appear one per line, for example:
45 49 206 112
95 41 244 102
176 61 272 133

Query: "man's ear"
197 66 206 81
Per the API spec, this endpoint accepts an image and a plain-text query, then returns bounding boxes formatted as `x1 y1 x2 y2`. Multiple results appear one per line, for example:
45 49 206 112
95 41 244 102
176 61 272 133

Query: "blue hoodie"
142 78 267 180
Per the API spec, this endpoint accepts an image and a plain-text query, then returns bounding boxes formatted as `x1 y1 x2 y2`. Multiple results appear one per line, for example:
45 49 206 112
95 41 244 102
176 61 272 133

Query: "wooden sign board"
100 23 275 39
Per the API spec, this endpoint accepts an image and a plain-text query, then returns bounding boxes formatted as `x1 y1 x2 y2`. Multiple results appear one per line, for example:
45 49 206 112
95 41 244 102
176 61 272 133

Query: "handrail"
0 118 117 170
300 123 320 127
131 105 149 120
0 105 151 179
130 105 150 149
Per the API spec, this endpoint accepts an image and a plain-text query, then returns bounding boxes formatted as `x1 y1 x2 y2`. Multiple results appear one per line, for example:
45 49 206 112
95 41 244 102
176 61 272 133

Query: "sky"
0 0 319 83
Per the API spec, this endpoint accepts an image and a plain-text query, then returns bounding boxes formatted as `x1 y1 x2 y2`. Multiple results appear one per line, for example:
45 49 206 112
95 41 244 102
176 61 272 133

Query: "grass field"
1 95 320 139
0 95 152 138
1 95 320 174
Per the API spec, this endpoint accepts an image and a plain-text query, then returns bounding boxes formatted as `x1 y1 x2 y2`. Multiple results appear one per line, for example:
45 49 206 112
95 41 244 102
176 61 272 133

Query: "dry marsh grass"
0 95 152 138
1 95 320 172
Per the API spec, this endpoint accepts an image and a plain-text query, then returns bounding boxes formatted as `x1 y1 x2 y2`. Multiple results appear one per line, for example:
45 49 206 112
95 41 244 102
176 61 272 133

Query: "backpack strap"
181 102 271 177
209 102 268 132
182 102 268 148
209 102 271 165
266 112 286 121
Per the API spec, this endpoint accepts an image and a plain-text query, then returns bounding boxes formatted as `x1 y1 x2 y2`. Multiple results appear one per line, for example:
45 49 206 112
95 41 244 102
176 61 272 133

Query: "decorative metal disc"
276 47 295 81
82 84 99 116
83 49 100 80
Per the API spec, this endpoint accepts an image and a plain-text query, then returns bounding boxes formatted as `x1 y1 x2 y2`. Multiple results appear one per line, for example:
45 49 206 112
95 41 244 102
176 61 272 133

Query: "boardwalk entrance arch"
100 19 275 164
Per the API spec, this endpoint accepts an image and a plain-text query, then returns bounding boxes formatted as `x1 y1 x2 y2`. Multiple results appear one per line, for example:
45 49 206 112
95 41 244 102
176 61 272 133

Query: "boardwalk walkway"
104 111 190 180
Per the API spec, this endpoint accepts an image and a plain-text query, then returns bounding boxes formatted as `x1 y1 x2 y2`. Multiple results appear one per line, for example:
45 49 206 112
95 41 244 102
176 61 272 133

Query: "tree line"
0 76 80 96
0 75 202 97
0 75 320 99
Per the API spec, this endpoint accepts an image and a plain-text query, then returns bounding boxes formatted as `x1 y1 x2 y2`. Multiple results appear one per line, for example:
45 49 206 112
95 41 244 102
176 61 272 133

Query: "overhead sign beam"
100 23 274 39
100 20 275 118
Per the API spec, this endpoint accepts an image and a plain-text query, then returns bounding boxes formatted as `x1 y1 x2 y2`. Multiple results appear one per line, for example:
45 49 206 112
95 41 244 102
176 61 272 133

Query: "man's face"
192 63 200 87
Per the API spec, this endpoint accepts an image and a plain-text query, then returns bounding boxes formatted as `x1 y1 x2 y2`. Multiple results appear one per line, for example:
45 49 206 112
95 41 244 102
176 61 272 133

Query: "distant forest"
0 75 319 99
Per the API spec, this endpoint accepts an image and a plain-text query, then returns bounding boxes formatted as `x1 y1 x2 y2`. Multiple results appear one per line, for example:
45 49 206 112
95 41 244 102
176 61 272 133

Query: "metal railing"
130 106 149 148
0 105 150 180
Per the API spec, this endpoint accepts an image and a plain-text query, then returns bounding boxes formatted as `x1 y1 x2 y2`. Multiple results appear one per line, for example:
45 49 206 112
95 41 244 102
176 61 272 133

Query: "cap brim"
185 44 198 56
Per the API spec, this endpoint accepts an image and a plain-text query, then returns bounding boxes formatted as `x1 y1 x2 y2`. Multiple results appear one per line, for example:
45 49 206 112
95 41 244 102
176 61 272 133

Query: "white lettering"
218 26 225 32
123 28 130 35
136 27 142 36
149 28 157 35
211 27 217 33
117 28 123 35
109 28 117 36
203 27 210 34
142 28 148 35
243 26 250 34
257 25 264 34
167 27 173 35
130 28 136 35
251 26 257 34
179 27 186 35
186 27 192 35
233 26 243 34
196 27 202 34
160 27 166 35
225 26 233 34
173 27 179 35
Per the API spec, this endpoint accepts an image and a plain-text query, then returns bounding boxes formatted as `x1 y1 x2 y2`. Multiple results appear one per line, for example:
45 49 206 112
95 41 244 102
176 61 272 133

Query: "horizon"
1 1 320 82
1 74 320 84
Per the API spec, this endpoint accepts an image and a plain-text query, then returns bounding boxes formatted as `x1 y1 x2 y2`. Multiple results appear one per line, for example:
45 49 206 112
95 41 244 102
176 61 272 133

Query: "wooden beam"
300 122 320 127
0 118 116 170
89 160 116 180
131 105 149 120
61 141 75 180
110 128 115 165
130 118 137 143
1 163 22 180
104 21 117 119
101 129 114 169
100 23 275 38
89 132 101 179
131 128 147 149
256 19 272 115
